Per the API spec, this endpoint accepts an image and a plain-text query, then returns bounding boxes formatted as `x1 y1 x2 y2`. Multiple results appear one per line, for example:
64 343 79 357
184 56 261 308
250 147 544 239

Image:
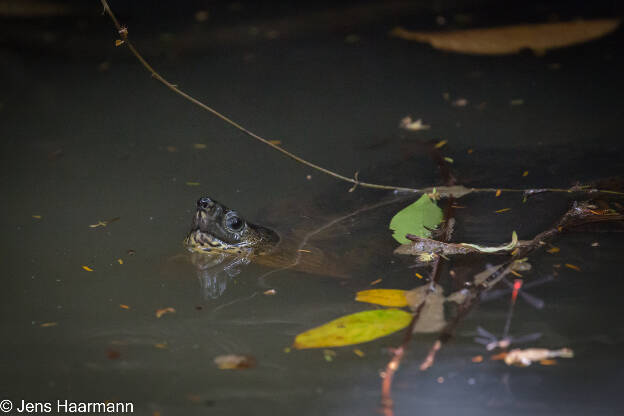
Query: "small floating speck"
186 182 201 186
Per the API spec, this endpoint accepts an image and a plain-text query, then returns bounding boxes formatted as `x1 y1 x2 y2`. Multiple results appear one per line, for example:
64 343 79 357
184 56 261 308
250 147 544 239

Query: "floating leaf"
293 309 412 349
155 307 176 318
565 263 581 272
355 289 408 307
460 231 518 253
82 265 94 272
389 195 443 244
353 349 365 357
390 19 621 55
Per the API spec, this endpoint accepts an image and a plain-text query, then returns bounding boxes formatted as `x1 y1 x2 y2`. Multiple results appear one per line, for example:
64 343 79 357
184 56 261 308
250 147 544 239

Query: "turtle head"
184 197 279 255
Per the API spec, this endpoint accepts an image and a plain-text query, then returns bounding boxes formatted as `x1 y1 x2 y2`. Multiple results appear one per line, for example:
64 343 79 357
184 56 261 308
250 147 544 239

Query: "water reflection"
190 251 251 298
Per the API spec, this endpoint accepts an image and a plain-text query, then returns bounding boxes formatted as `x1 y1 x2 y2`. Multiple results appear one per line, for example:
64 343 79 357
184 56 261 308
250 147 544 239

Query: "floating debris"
495 208 511 213
263 289 277 296
546 246 560 254
40 322 58 328
193 143 207 149
155 307 176 318
214 354 256 370
119 304 130 310
399 116 431 131
353 349 365 357
504 347 573 367
32 215 42 219
82 266 94 272
565 263 581 272
434 139 448 149
452 98 468 107
323 349 336 362
89 217 120 228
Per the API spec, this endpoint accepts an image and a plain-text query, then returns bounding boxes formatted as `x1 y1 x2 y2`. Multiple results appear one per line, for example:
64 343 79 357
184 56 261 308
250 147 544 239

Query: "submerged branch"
380 150 456 411
99 0 623 199
418 200 623 371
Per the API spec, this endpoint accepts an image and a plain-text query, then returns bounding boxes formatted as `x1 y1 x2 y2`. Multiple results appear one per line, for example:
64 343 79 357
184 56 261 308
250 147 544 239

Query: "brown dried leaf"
390 19 620 55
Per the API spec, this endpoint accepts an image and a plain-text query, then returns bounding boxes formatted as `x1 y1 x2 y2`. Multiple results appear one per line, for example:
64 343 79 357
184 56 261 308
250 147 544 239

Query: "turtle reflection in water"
184 196 355 298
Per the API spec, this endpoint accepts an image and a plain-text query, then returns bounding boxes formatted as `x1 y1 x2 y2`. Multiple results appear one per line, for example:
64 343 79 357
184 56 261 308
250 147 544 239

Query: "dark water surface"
1 2 624 415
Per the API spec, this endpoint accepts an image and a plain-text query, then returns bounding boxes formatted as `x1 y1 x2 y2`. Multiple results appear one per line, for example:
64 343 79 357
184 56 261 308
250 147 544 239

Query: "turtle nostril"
197 197 212 210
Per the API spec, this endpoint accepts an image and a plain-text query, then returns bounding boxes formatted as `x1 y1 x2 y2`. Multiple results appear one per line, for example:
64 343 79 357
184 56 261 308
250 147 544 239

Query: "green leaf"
293 309 412 349
389 195 443 244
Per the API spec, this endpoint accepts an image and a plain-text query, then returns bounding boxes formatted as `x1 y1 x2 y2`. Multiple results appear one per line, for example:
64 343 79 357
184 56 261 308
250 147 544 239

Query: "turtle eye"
225 213 244 232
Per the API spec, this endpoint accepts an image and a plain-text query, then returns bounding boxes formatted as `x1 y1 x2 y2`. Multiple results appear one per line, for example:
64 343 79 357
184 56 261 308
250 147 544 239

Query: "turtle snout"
197 197 214 210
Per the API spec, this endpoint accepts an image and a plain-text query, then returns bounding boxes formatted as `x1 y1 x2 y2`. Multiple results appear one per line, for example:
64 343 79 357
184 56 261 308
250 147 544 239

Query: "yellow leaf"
434 139 447 149
565 263 581 272
115 39 124 47
193 143 207 149
117 258 124 264
32 215 42 219
443 157 454 163
522 170 529 177
415 272 423 279
82 265 94 272
369 278 382 285
495 208 511 213
268 140 282 145
495 189 501 197
356 289 408 307
186 182 200 186
155 307 176 318
546 246 560 254
353 349 365 357
293 309 412 349
119 304 130 310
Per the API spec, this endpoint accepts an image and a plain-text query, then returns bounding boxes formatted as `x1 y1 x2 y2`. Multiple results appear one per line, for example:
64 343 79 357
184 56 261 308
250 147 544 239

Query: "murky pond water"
1 2 623 415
